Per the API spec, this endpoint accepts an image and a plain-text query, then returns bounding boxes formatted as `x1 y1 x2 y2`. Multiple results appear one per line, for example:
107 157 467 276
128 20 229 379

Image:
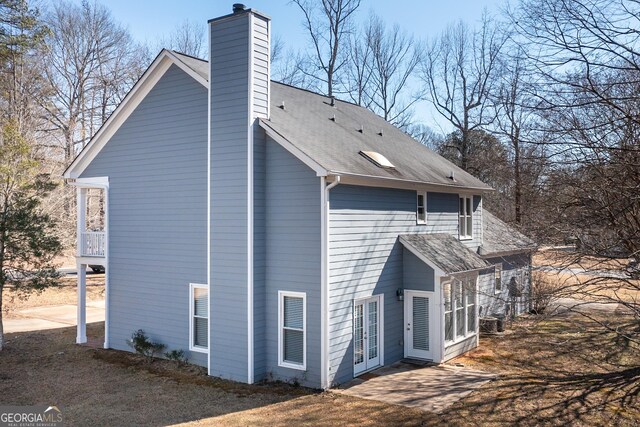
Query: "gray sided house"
64 6 536 389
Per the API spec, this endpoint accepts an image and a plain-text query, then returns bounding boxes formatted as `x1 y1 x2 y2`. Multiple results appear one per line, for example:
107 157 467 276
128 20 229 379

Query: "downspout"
321 175 340 390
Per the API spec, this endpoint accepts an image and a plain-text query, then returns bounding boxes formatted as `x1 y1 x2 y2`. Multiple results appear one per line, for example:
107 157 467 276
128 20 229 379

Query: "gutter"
321 175 340 389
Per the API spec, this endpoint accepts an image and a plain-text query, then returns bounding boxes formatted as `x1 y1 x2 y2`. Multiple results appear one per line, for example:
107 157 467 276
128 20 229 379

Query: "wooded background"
1 0 638 269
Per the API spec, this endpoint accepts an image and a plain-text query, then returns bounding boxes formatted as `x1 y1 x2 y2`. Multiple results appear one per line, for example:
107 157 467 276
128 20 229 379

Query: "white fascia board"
335 173 493 194
258 120 328 177
64 50 206 179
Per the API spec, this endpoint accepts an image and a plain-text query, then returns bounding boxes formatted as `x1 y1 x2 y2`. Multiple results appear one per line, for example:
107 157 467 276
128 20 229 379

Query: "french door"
404 290 436 360
353 295 382 376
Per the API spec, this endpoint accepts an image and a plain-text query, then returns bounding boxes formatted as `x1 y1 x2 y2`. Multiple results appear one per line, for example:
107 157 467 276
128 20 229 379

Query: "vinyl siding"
252 13 269 381
327 186 484 385
79 64 208 367
253 124 267 381
252 16 269 119
264 137 321 388
444 335 477 360
478 253 532 318
403 248 435 292
209 15 250 382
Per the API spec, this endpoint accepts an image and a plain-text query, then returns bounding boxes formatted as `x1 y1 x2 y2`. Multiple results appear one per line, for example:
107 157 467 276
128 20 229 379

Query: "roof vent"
378 129 383 136
233 3 246 13
279 101 285 110
448 170 456 181
360 151 395 169
330 114 336 122
330 96 336 107
358 125 364 133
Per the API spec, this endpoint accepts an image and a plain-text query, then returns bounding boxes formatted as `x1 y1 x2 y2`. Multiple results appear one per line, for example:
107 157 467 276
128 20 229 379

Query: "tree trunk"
514 130 522 224
0 284 4 351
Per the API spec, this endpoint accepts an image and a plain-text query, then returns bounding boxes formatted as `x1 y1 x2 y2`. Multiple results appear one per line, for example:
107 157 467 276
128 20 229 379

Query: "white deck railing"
80 231 105 257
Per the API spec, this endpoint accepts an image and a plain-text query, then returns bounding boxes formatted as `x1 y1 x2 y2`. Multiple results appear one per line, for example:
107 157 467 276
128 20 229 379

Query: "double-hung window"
278 291 306 370
495 264 502 293
189 283 208 352
416 192 426 224
444 277 477 343
459 196 473 239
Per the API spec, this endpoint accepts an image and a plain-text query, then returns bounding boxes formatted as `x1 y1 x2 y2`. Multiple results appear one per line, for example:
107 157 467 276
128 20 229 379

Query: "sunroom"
399 234 490 363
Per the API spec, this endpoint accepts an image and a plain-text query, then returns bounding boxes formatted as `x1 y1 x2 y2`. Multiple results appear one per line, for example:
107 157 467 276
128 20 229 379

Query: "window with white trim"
278 291 306 370
444 277 477 343
495 264 503 293
459 196 473 239
416 192 426 224
189 283 208 352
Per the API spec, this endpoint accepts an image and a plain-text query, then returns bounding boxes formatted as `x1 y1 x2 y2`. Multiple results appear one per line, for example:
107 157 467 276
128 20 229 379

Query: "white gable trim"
63 49 207 179
258 120 328 177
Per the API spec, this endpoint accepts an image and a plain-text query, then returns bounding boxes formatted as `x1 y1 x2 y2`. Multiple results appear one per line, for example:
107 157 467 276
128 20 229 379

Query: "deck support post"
76 261 87 344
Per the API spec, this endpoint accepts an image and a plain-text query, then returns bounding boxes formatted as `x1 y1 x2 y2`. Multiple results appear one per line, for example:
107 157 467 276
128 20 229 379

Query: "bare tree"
344 26 373 106
364 13 420 129
271 36 311 88
491 46 541 224
42 0 147 165
508 0 640 341
419 13 506 169
292 0 361 96
160 19 206 58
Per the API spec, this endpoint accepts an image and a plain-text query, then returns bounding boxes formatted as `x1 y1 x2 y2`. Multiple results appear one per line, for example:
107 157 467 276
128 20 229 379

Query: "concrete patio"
334 361 496 413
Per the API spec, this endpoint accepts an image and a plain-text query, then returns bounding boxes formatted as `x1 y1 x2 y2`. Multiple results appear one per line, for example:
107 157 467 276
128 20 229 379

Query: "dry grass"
533 249 629 271
2 276 104 318
533 249 640 304
1 312 638 426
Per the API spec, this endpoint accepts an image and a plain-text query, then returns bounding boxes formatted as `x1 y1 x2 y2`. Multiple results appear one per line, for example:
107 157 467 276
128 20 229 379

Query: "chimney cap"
233 3 247 13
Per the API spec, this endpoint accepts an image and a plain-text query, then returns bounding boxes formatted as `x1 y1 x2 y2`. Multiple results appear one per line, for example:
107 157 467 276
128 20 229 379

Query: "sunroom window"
444 277 477 343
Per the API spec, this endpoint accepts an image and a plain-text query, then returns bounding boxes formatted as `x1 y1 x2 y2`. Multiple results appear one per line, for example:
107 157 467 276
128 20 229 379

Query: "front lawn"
1 312 638 425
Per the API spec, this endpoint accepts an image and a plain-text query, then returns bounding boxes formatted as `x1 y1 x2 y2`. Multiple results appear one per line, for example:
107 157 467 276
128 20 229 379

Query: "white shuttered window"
189 283 208 352
278 291 306 370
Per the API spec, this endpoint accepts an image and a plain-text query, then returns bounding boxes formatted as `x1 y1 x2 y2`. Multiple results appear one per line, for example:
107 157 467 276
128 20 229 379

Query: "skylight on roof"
360 151 395 169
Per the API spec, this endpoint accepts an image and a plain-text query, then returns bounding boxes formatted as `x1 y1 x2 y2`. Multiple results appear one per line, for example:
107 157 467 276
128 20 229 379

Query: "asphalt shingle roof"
172 51 492 190
478 211 537 257
400 234 490 275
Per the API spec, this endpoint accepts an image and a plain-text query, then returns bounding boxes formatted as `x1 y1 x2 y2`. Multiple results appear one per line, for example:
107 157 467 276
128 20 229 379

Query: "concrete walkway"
334 361 496 413
4 300 105 333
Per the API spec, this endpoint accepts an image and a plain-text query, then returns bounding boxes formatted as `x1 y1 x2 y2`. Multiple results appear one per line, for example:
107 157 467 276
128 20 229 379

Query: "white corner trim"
63 50 205 179
247 12 255 385
207 23 213 377
320 177 327 388
258 120 328 177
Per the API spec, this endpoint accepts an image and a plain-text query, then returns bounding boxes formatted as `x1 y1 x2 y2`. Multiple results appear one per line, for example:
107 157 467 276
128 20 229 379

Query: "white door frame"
353 294 384 376
404 289 441 361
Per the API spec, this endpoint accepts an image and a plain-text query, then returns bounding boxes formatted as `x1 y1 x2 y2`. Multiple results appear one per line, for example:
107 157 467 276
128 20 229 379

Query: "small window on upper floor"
459 196 472 240
416 192 426 224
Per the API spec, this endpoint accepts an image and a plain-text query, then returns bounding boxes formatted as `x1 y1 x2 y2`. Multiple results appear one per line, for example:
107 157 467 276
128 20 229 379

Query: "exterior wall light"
396 288 404 301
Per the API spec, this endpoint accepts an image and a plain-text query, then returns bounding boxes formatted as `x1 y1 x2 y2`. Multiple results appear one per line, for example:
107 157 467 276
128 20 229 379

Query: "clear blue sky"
66 0 508 131
85 0 506 52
